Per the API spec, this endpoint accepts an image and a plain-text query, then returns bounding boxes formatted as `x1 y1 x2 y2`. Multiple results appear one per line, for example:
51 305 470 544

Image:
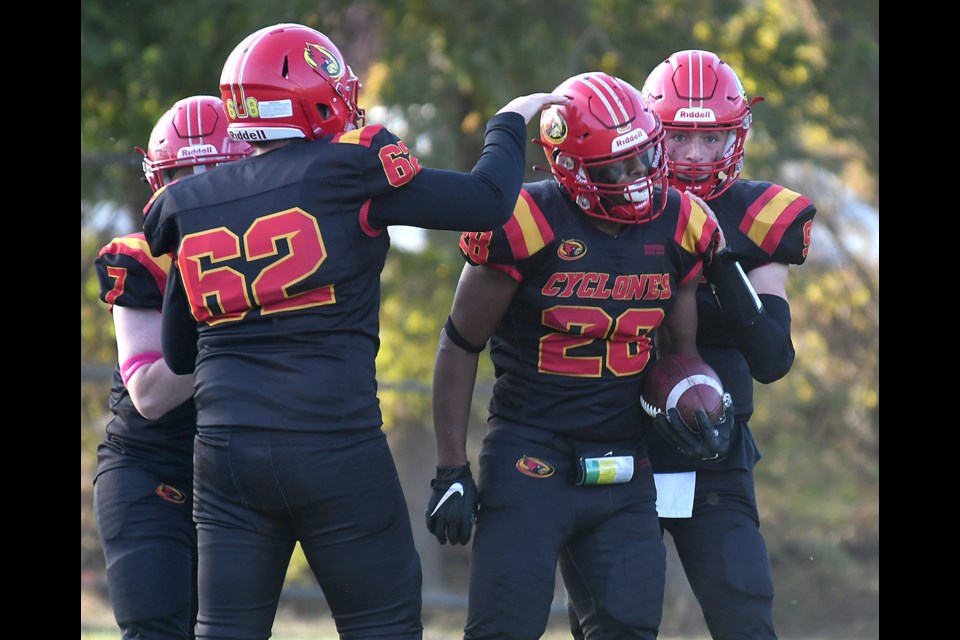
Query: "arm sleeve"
367 112 526 231
728 293 794 384
160 265 199 375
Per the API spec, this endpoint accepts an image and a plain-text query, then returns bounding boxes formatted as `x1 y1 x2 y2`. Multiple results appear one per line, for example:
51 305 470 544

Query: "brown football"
640 354 724 433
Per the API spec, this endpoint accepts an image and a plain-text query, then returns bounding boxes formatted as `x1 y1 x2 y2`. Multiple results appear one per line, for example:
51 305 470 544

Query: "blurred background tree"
81 1 878 636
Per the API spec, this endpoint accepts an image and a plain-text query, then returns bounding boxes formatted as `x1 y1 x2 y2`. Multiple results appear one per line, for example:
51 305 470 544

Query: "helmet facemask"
568 135 667 223
664 117 748 200
539 72 669 225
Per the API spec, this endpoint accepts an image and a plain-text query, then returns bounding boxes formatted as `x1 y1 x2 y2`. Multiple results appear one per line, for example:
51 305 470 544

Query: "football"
640 354 725 433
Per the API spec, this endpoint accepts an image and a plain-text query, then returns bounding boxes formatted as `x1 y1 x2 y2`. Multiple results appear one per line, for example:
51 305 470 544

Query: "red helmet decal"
304 43 343 80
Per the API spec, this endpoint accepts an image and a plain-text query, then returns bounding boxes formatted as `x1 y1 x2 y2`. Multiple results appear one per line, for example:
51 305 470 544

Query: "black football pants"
192 427 422 640
94 460 197 640
567 467 776 640
468 424 665 640
661 468 776 639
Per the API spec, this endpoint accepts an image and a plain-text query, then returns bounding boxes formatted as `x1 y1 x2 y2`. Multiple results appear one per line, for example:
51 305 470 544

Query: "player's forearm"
127 364 194 420
432 334 480 467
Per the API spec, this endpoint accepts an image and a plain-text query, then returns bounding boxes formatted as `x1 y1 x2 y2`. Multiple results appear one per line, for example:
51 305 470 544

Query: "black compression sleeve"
367 112 526 231
703 248 764 327
161 267 199 375
729 294 794 384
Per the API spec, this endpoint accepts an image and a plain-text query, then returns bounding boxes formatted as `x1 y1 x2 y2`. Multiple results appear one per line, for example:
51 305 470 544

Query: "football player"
425 71 731 639
94 95 251 639
570 50 817 639
142 23 567 639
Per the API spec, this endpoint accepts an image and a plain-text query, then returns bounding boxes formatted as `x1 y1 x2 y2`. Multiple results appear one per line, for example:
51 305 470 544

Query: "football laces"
639 395 662 419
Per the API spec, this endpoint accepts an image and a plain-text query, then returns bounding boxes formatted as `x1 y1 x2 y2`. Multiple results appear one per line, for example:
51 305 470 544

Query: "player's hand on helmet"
425 463 478 545
497 93 571 123
653 393 734 461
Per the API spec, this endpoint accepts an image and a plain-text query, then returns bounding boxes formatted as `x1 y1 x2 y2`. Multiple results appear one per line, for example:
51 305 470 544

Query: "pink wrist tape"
120 351 163 385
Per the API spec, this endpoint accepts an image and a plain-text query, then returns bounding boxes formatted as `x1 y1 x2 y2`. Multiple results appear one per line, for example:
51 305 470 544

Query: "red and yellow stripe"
740 185 811 255
97 233 172 295
503 190 556 261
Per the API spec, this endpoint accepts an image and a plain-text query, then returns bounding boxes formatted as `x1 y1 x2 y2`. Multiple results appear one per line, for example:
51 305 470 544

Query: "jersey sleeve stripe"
333 124 383 147
98 234 172 295
503 191 555 260
678 262 704 287
143 186 165 216
674 196 717 255
741 185 811 255
487 262 522 282
358 199 384 238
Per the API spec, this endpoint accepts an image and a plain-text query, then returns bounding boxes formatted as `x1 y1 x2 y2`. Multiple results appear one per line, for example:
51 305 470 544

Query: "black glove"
425 463 477 545
653 393 734 461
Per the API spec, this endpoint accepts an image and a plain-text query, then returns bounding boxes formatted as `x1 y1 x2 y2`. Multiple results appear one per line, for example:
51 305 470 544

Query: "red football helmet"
642 50 760 200
219 23 365 142
538 72 667 224
139 95 252 193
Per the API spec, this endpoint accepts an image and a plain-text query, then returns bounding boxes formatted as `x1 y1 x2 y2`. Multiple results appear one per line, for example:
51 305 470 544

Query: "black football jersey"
461 180 716 441
143 118 525 433
648 179 816 471
94 233 196 475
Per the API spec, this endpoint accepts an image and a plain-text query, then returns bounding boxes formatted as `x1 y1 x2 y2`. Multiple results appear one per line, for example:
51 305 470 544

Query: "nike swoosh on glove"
425 463 477 545
653 393 734 461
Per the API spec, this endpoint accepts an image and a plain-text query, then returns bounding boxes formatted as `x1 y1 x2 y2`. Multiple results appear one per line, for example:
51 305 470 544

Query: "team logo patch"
541 109 567 144
304 44 343 79
557 239 586 261
516 455 555 478
155 483 186 504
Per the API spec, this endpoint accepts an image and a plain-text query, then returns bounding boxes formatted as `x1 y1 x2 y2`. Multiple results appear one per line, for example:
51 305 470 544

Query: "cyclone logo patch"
305 44 343 79
557 239 586 261
541 110 568 145
155 483 187 504
516 455 555 478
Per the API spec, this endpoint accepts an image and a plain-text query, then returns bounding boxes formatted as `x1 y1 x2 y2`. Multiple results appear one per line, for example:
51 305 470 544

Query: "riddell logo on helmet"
611 129 648 152
229 130 268 142
676 108 716 122
177 145 217 159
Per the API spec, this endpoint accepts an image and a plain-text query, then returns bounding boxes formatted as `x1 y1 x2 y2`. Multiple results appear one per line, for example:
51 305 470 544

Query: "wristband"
443 316 486 354
120 351 163 385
